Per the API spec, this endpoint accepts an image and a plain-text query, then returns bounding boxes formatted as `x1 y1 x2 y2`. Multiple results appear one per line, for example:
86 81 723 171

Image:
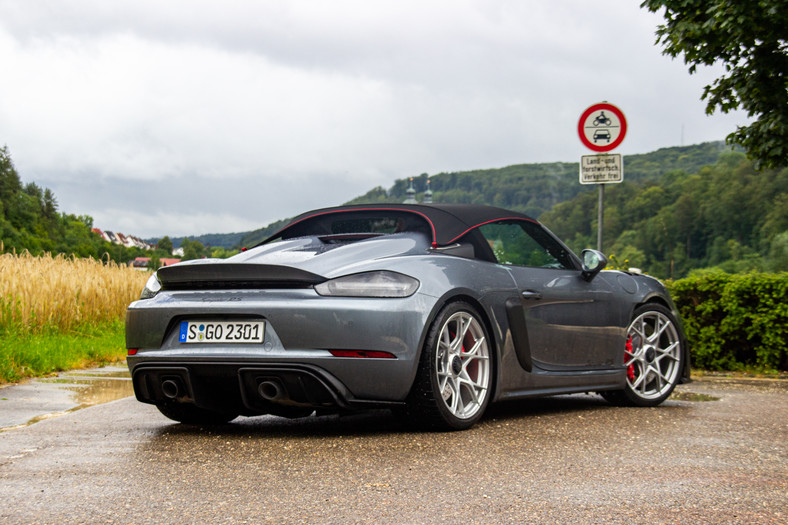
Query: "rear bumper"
125 288 441 403
129 361 406 416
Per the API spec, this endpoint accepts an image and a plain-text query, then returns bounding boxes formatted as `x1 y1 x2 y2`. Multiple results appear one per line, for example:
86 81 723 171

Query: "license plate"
179 321 265 344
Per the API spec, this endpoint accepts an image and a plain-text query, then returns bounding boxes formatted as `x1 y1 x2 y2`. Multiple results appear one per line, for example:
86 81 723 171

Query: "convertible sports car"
126 203 689 430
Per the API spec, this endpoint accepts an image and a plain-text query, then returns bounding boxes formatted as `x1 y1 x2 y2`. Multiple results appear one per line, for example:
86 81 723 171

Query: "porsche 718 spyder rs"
126 204 689 430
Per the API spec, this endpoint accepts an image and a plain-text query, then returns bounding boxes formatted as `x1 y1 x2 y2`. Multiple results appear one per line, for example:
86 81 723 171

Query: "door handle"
521 290 542 300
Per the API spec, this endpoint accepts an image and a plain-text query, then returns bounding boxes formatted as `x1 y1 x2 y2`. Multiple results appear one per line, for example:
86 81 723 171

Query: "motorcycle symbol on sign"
593 111 612 127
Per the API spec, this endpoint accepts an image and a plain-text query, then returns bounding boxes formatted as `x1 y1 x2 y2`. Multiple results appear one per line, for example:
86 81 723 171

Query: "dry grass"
0 252 149 333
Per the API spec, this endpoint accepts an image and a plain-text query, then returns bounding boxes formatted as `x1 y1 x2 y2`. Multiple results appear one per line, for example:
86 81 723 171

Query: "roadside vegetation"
0 252 148 383
668 271 788 373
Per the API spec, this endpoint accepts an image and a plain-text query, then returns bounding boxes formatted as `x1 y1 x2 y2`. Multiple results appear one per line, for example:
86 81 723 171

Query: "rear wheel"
407 302 493 430
602 304 683 407
156 402 238 425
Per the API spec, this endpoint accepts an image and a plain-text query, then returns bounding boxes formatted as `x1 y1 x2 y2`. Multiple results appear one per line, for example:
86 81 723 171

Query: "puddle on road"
67 379 135 405
0 367 136 432
65 371 132 379
38 369 134 407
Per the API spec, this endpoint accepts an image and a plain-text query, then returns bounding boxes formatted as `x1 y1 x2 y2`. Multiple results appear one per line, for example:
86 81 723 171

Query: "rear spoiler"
158 263 325 290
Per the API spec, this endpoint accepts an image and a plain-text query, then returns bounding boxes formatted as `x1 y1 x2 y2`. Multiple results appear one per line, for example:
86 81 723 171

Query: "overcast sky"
0 1 749 239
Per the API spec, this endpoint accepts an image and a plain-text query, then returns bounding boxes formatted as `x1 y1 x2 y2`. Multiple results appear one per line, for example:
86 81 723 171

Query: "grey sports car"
126 204 689 430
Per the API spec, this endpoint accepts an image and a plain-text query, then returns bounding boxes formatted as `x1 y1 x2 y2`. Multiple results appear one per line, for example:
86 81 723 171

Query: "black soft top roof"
263 203 538 247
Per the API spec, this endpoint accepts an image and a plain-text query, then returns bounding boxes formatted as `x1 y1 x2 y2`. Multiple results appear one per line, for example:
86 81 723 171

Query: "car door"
477 220 625 370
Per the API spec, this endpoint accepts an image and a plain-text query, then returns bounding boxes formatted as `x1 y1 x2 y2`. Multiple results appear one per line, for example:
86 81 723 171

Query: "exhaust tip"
258 380 283 401
161 379 181 399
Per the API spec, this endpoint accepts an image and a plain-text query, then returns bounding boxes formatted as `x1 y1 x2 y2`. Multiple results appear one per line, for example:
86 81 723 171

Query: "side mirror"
580 249 607 281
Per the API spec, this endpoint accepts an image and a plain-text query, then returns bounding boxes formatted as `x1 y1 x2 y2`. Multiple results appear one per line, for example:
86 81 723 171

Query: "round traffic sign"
578 103 627 152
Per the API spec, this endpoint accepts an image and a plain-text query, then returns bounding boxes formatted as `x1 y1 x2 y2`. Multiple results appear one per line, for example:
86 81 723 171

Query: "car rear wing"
157 263 325 290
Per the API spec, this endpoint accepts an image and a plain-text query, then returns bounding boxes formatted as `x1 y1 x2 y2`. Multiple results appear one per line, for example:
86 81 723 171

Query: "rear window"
272 210 432 241
330 217 401 234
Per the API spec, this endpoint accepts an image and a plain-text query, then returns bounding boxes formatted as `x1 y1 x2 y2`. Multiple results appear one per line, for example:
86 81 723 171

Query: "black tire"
602 303 683 407
156 402 238 425
406 302 493 430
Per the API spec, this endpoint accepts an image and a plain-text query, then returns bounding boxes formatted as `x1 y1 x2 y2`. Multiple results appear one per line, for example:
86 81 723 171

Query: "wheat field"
0 252 149 333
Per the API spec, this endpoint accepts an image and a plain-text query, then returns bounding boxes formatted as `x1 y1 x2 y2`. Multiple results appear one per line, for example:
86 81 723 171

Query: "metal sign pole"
597 184 604 251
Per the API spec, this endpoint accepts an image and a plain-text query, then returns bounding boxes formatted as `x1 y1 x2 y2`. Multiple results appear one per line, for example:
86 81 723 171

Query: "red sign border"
578 103 627 152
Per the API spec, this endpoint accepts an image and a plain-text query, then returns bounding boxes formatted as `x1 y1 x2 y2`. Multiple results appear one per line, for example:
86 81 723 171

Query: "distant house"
91 228 112 243
130 257 151 270
91 228 154 250
128 235 152 250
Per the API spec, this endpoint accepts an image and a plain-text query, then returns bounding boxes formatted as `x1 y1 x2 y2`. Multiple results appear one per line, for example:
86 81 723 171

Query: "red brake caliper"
625 335 635 382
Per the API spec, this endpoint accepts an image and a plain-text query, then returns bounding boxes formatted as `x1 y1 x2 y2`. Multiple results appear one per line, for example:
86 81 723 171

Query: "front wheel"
156 402 238 425
407 302 493 430
602 304 683 407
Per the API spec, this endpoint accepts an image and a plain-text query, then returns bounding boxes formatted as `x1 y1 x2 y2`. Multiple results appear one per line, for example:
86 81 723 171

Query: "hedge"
667 271 788 372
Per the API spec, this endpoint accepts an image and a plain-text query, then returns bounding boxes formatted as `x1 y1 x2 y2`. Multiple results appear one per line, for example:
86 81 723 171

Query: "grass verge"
0 320 126 384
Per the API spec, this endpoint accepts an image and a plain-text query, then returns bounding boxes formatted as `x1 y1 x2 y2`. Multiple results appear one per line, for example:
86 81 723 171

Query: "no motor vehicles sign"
578 102 627 152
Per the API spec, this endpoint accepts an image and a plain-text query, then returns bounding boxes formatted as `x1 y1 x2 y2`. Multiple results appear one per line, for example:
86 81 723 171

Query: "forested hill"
239 141 730 246
0 146 111 258
348 141 728 215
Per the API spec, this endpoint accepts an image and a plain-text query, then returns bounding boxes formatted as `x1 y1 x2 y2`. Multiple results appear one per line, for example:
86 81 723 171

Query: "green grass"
0 320 127 383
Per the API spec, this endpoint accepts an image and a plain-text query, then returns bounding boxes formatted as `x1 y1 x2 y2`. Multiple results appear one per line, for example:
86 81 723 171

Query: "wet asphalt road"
0 378 786 524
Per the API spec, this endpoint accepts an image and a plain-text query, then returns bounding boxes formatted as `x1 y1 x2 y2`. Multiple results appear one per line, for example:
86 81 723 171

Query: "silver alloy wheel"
625 309 681 401
434 311 491 420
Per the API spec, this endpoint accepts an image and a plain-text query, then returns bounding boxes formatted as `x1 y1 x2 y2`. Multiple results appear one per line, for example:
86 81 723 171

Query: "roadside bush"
667 271 788 371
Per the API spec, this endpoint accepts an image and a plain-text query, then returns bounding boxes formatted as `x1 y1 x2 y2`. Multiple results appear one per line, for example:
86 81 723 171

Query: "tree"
181 238 207 261
157 235 173 254
42 189 58 221
0 145 22 203
642 0 788 169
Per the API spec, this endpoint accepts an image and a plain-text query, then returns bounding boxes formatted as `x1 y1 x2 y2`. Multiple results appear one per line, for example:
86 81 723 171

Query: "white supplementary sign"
580 154 623 184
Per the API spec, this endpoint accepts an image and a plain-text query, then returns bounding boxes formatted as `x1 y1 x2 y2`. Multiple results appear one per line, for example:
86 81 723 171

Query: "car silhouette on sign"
593 129 612 143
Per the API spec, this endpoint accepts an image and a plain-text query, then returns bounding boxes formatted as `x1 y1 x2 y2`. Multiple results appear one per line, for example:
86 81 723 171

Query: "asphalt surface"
0 375 786 524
